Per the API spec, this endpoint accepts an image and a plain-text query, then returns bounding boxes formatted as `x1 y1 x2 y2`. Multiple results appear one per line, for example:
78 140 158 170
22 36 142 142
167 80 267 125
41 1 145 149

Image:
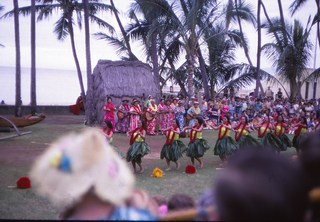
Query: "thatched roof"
91 60 160 124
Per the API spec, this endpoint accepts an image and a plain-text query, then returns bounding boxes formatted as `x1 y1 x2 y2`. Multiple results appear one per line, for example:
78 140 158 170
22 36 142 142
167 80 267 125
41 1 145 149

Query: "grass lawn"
0 114 297 220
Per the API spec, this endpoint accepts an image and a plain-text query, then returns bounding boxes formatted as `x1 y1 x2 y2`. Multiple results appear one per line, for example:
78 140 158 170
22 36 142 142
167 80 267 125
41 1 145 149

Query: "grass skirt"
258 133 282 152
278 134 292 151
160 140 187 161
126 141 151 163
292 133 308 152
186 139 210 158
214 136 238 158
237 134 260 149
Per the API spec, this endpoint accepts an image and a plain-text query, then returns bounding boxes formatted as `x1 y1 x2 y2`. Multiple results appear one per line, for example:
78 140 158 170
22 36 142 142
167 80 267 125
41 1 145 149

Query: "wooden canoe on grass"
0 114 46 128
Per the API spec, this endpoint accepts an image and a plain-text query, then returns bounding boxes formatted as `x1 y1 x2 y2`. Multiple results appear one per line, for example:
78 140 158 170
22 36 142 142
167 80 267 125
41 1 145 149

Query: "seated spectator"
212 147 308 221
167 193 195 211
30 128 156 220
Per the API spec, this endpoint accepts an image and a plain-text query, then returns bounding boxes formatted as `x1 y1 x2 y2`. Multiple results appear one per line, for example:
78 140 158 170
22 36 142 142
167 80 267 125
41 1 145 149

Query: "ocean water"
0 66 87 105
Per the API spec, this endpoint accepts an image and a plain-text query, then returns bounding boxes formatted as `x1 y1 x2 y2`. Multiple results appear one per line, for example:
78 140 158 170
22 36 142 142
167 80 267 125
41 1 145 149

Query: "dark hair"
223 115 231 125
277 114 284 122
175 119 180 129
196 117 204 125
214 148 308 221
301 116 307 125
107 96 112 101
241 115 248 124
105 120 113 129
167 193 195 211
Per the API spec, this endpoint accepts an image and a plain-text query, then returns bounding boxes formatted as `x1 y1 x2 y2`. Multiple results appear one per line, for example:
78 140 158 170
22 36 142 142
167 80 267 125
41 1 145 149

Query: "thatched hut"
91 60 160 125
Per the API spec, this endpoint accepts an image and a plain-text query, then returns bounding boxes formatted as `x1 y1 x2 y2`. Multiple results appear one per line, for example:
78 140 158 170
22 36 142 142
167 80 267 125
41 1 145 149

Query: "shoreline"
0 105 84 115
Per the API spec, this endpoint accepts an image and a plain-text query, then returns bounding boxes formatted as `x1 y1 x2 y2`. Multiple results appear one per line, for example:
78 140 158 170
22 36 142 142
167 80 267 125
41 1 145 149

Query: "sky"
0 0 319 71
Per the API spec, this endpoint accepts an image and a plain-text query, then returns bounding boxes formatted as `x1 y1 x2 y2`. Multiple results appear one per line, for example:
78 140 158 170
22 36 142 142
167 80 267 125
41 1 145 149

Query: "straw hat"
132 98 139 104
30 128 135 208
122 97 130 102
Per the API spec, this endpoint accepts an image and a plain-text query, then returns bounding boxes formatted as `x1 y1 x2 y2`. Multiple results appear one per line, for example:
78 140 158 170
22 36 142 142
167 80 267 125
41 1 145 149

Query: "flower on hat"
151 167 164 178
185 165 196 174
16 176 31 189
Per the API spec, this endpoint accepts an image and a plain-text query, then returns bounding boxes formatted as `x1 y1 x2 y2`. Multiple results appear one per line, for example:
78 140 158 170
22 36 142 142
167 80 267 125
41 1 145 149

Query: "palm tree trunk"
150 33 161 98
196 45 210 100
255 0 262 98
30 0 37 115
235 0 253 66
186 53 195 98
67 15 86 101
316 0 320 48
290 78 299 100
277 0 288 45
13 0 22 117
83 0 93 125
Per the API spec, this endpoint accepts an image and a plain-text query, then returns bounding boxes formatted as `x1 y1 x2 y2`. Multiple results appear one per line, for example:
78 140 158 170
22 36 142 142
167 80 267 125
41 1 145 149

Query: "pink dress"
116 103 131 133
104 102 116 129
129 104 142 131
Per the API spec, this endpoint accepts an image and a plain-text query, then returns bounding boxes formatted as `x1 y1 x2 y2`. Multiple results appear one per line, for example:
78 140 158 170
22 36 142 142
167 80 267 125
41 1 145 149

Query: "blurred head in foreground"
30 128 155 220
299 129 320 222
213 147 308 222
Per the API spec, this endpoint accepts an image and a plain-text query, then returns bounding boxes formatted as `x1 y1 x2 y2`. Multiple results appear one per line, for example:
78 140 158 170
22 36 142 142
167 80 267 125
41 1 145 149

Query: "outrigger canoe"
0 114 46 128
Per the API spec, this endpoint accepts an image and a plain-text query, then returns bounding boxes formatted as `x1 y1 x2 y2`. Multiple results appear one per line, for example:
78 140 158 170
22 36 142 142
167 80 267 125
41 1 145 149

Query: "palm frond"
89 14 115 34
93 32 127 56
54 16 69 40
289 0 308 15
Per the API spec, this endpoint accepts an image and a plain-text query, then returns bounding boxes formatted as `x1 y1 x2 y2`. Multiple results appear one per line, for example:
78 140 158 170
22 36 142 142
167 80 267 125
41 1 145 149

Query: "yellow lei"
221 126 231 137
260 126 270 134
237 128 249 135
301 127 308 134
190 130 202 139
168 131 179 141
133 132 143 142
276 125 284 135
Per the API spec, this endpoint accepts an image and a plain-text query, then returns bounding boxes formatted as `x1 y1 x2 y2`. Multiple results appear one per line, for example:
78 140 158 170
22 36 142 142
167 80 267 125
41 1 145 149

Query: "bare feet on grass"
176 162 180 170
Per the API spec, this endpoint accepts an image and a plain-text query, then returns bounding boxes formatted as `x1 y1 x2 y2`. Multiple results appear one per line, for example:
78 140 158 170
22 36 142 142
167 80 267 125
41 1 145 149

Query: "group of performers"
101 96 319 173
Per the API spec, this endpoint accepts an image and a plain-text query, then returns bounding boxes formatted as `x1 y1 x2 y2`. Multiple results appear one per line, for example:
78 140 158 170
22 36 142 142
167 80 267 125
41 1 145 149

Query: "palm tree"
0 4 4 47
225 0 264 96
83 0 93 125
2 0 114 104
110 0 138 61
13 0 22 117
262 18 315 99
290 0 320 47
255 0 262 97
30 0 37 115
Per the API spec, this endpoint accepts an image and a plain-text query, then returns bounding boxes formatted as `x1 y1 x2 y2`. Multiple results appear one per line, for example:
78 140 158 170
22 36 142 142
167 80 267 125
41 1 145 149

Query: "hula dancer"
257 115 282 153
292 117 308 154
233 116 260 149
212 116 238 166
126 121 150 173
160 119 187 171
102 120 125 158
183 117 210 168
273 115 292 151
